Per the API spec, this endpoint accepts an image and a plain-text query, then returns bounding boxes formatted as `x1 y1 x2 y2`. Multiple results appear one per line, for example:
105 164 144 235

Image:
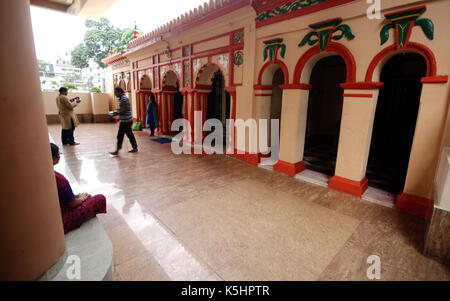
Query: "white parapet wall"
42 91 113 124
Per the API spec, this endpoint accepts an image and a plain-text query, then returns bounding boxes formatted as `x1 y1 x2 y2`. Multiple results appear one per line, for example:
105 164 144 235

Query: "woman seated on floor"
51 143 107 233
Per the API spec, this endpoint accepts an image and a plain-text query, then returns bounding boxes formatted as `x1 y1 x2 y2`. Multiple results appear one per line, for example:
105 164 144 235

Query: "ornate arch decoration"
257 59 290 86
139 74 152 90
194 63 229 88
365 6 438 82
293 41 356 84
118 79 127 90
161 70 181 91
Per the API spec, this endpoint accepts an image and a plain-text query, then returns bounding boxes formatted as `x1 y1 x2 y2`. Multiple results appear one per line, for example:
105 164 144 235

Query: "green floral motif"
184 61 190 87
414 18 434 40
233 32 244 45
263 39 286 62
257 0 326 22
298 18 355 51
183 46 190 57
234 51 244 66
380 6 433 48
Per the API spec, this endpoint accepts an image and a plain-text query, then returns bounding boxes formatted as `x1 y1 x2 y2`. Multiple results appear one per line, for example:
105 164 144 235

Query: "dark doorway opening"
366 53 426 194
269 68 284 151
173 84 183 121
207 71 230 146
304 55 346 176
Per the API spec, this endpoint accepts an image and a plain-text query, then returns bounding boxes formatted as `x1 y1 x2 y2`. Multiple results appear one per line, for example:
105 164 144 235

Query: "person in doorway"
109 87 138 155
51 143 107 233
56 87 81 146
146 95 158 136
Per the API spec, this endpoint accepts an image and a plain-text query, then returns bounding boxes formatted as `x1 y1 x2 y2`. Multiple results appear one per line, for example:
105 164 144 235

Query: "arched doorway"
303 55 346 176
173 84 184 121
138 74 152 128
366 53 427 194
162 70 182 134
207 71 230 147
269 68 285 160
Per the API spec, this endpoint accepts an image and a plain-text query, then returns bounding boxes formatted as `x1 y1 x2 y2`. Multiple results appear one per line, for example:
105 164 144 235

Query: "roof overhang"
30 0 116 20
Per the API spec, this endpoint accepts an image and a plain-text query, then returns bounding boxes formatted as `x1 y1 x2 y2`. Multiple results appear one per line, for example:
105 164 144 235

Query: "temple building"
103 0 450 219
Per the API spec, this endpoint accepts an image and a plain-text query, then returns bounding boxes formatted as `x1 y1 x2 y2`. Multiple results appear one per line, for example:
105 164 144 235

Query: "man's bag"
132 121 142 131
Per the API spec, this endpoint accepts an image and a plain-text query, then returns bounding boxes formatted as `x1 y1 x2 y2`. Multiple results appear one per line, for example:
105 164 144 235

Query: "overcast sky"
31 0 207 62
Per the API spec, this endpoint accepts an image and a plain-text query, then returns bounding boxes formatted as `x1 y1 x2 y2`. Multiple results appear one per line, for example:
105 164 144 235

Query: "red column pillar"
156 92 163 135
189 90 197 144
162 92 169 134
200 92 208 141
225 87 237 154
169 93 174 134
135 91 140 122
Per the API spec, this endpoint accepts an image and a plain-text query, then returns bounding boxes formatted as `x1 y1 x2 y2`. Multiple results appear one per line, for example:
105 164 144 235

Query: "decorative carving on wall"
193 59 201 76
233 31 244 45
234 51 244 66
218 54 229 73
256 0 326 22
263 38 286 62
184 61 190 87
298 18 355 51
380 6 433 49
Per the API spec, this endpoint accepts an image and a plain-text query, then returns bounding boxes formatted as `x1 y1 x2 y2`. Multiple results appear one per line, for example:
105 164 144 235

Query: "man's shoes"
128 148 138 153
70 142 80 146
109 150 119 156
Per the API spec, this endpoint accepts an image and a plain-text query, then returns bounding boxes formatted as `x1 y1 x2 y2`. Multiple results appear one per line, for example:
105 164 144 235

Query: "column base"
227 149 260 166
328 176 368 197
273 160 306 176
395 193 433 218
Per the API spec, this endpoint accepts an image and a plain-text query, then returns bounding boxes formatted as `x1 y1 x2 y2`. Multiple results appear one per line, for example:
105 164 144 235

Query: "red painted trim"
421 76 449 84
328 176 368 197
257 60 290 85
191 31 231 51
341 82 384 90
255 0 355 28
162 86 178 92
253 85 273 90
395 193 432 218
273 160 306 176
343 93 373 98
255 93 272 97
293 42 356 84
385 5 426 18
365 42 437 82
196 84 212 90
228 150 260 166
279 84 312 90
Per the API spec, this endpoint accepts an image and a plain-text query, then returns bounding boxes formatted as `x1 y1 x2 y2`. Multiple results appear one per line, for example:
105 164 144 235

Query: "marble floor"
48 123 450 281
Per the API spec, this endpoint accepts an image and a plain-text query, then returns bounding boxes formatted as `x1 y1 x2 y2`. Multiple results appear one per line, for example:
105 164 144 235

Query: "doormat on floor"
151 138 172 144
135 132 150 136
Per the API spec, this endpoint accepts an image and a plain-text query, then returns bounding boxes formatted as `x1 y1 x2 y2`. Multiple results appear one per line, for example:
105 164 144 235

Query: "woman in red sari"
51 143 107 233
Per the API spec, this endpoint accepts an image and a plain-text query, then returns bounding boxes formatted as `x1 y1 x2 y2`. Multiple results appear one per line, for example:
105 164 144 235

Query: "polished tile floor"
48 123 450 281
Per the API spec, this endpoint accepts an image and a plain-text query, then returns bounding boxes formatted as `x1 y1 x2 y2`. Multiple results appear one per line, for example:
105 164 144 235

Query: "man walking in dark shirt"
109 87 138 155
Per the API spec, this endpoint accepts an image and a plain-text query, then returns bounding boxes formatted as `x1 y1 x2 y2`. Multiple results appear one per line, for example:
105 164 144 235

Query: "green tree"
71 18 137 69
90 86 102 93
62 83 78 91
71 44 89 69
37 59 48 72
